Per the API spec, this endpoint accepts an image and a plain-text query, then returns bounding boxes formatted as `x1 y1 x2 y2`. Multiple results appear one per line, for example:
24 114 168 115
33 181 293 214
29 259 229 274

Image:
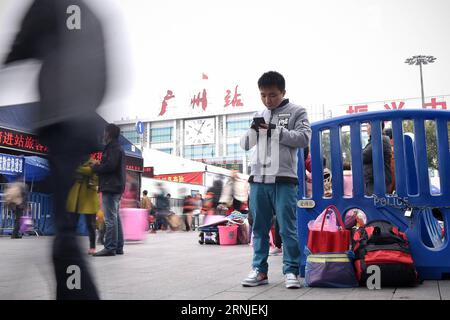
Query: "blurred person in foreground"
2 0 107 299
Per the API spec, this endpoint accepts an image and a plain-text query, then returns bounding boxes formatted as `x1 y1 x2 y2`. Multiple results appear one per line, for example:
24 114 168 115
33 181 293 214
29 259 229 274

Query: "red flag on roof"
202 73 208 80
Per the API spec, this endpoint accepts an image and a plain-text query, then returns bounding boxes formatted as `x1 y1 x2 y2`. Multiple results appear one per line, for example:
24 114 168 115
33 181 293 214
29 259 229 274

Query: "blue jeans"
249 182 299 275
103 192 124 252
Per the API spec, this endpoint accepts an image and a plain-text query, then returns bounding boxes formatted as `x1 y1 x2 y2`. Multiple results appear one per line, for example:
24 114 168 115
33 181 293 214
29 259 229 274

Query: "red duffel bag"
307 205 351 253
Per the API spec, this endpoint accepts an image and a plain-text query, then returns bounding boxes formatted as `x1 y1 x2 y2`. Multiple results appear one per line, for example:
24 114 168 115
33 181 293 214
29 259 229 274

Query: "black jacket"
362 135 392 189
207 180 223 208
92 140 125 194
155 193 170 211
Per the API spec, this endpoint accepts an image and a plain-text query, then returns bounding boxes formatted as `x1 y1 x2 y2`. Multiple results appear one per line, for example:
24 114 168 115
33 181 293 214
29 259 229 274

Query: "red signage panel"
153 172 204 185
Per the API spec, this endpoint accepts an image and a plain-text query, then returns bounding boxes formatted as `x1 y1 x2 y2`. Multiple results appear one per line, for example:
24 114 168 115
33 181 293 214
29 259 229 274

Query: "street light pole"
405 55 436 108
419 61 425 108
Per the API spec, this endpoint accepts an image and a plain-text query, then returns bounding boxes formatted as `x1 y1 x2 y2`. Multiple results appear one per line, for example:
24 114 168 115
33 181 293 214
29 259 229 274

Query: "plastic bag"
308 209 338 232
344 209 367 229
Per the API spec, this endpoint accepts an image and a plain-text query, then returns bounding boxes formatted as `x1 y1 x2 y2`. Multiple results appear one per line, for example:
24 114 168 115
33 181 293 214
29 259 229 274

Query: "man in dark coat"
3 0 107 299
92 124 126 256
362 122 393 195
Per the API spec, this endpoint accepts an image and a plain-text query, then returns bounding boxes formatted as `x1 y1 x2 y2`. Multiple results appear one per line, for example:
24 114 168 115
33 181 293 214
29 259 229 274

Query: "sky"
1 0 450 122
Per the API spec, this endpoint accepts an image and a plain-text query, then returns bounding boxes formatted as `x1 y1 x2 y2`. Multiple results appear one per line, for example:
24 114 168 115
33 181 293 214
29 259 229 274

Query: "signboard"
153 172 204 185
136 121 144 134
334 95 450 118
143 166 154 178
0 154 24 176
125 156 144 172
0 126 48 155
90 152 144 172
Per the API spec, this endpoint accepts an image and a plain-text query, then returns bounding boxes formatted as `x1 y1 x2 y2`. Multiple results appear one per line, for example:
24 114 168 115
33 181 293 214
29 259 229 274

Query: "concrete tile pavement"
0 232 448 300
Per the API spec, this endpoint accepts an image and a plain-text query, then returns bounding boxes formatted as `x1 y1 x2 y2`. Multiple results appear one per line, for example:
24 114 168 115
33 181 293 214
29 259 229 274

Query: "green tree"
403 120 439 170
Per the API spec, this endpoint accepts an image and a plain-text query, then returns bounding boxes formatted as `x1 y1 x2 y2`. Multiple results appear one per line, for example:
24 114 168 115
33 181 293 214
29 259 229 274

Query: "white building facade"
116 76 449 175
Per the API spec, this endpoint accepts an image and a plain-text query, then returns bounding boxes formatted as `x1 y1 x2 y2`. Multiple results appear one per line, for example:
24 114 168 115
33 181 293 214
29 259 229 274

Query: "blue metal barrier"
297 110 450 280
28 192 54 235
27 192 90 236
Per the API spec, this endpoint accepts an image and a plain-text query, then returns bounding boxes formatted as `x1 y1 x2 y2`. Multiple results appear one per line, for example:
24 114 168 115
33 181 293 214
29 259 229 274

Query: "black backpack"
352 220 419 287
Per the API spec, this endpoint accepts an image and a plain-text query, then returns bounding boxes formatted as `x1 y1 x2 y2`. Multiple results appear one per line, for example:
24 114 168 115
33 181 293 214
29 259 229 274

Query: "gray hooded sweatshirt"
240 99 311 184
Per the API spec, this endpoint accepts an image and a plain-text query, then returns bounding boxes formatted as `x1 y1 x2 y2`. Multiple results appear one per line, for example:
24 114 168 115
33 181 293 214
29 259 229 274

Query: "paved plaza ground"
1 231 449 300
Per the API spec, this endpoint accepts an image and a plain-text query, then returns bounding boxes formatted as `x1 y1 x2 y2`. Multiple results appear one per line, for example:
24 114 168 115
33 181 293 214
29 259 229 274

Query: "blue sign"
136 121 144 134
0 154 24 176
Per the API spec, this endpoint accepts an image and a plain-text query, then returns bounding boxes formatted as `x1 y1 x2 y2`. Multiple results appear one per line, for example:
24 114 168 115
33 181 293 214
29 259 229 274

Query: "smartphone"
253 117 266 127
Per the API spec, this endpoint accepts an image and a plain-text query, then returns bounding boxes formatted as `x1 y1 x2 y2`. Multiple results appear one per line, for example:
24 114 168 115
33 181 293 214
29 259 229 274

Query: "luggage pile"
305 205 419 288
198 212 250 246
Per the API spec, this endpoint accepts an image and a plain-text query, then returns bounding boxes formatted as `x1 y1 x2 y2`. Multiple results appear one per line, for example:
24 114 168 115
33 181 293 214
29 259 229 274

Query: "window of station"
226 119 252 138
184 145 215 160
227 143 246 157
150 127 173 143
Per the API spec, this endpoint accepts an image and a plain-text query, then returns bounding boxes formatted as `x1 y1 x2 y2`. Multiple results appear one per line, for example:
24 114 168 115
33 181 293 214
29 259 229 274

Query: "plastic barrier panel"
297 110 450 280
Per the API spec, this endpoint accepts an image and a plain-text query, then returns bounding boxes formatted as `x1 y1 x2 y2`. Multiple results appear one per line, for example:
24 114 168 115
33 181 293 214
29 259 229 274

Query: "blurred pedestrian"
154 183 170 230
3 0 107 299
207 180 223 213
192 193 203 230
182 195 195 231
4 182 28 239
218 170 249 214
141 190 155 232
140 190 152 210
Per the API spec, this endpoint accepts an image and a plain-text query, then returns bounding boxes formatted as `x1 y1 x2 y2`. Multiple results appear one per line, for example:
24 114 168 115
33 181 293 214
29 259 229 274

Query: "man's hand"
88 159 99 166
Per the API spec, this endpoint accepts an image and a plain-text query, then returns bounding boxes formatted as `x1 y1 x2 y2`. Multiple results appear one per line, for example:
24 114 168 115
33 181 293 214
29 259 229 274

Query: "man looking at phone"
240 71 311 289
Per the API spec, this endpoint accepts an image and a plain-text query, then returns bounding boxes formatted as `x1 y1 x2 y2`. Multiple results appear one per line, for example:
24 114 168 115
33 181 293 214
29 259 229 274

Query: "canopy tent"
23 156 49 182
3 156 49 183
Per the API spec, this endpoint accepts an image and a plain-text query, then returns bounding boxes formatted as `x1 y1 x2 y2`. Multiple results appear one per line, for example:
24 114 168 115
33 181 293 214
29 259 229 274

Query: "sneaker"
88 248 96 255
285 273 301 289
241 269 268 287
269 247 282 256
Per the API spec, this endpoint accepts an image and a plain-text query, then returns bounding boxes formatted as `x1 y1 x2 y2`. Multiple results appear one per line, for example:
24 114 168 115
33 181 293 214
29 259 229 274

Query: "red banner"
90 152 143 172
153 172 204 185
